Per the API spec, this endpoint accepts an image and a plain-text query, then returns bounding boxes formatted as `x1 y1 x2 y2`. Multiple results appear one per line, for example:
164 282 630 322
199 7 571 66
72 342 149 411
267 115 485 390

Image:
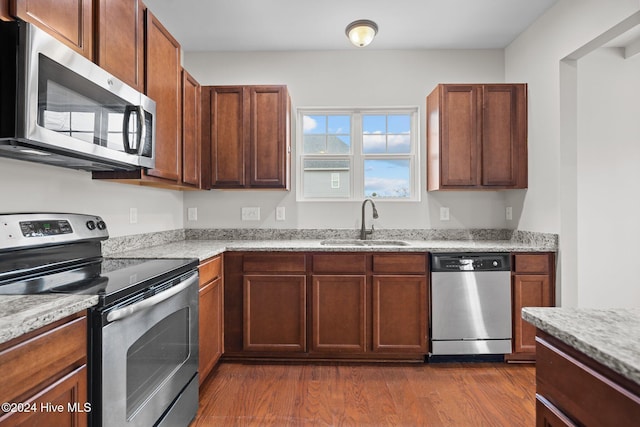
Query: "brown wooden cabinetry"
311 254 367 353
182 69 204 188
426 83 527 190
95 0 144 92
198 255 223 385
0 312 88 426
242 253 306 352
223 251 428 361
10 0 93 59
372 254 428 353
206 85 290 189
535 332 640 426
508 253 555 361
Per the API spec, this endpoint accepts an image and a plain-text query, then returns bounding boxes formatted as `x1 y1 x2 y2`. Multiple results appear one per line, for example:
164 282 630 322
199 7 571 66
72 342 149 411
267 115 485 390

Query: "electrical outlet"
241 207 260 221
276 206 285 221
440 207 450 221
188 207 198 221
129 207 138 224
506 206 513 221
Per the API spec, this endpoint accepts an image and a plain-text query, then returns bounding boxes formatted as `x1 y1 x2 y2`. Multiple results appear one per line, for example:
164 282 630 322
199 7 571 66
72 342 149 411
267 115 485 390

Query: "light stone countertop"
0 294 98 345
108 238 555 261
522 307 640 386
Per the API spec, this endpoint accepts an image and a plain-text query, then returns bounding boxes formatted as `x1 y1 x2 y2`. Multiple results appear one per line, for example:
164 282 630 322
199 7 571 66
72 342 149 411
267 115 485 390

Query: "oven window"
126 308 189 418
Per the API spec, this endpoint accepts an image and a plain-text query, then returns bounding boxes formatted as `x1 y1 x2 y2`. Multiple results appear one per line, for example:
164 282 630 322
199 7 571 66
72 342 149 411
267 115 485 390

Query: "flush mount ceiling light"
345 19 378 47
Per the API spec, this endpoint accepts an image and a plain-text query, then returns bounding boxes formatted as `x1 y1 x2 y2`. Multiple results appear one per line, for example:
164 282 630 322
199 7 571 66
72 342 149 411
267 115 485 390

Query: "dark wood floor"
194 362 536 426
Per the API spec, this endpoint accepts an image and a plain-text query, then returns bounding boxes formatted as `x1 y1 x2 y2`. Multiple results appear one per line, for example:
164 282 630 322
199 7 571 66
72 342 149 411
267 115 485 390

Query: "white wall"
0 157 184 237
505 0 640 306
577 47 640 307
184 49 510 230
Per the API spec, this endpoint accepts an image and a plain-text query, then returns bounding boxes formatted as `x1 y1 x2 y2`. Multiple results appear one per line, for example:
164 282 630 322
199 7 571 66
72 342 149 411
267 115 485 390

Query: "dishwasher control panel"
431 253 510 272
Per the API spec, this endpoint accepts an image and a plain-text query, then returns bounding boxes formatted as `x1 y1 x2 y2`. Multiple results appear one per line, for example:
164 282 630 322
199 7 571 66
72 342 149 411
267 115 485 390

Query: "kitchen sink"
320 239 410 247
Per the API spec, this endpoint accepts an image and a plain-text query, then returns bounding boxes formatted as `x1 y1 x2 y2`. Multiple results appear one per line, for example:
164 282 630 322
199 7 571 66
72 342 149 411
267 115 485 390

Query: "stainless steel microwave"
0 21 155 171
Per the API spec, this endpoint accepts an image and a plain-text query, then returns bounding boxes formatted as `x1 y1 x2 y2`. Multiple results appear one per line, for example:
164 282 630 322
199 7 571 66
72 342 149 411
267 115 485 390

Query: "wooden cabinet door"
95 0 144 92
145 10 181 182
311 275 367 353
481 84 526 187
536 395 578 427
12 0 93 59
243 274 306 352
0 366 88 427
439 84 480 187
199 277 223 384
513 274 551 354
248 85 289 188
182 69 201 187
372 275 428 353
210 86 246 188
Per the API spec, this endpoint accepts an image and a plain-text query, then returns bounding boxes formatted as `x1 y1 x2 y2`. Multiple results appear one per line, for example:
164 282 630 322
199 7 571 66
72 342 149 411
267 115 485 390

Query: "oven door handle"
106 272 197 323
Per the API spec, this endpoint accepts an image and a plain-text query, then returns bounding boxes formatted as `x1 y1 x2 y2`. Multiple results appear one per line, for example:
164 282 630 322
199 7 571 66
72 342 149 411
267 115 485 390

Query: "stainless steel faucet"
360 198 379 240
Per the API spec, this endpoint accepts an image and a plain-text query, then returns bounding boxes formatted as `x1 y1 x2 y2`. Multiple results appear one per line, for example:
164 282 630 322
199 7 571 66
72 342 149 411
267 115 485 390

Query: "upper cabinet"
95 0 144 92
182 69 204 189
205 85 291 190
144 10 182 183
9 0 93 59
426 83 528 191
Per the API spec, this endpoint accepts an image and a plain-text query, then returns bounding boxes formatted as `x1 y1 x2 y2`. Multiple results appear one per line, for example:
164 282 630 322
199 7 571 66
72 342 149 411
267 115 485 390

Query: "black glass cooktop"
0 257 198 306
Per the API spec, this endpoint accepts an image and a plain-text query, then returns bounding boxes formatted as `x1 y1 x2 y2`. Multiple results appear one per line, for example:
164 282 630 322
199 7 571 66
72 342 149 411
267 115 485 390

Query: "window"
297 108 419 201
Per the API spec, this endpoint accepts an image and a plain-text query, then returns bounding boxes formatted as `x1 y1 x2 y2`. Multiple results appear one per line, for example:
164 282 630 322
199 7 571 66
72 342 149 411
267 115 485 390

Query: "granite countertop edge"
107 238 556 261
0 295 99 345
522 307 640 387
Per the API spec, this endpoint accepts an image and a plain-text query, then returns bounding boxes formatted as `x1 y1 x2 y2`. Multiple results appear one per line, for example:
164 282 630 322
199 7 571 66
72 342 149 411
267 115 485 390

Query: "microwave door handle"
122 105 145 154
106 272 198 323
135 105 146 155
122 105 134 154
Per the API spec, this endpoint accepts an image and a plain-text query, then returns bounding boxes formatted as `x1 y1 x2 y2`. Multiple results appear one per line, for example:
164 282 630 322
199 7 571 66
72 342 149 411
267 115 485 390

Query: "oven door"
99 271 199 427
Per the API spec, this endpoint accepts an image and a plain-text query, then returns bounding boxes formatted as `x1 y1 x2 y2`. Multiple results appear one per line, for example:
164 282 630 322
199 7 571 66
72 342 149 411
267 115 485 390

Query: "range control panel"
431 253 511 272
1 213 109 251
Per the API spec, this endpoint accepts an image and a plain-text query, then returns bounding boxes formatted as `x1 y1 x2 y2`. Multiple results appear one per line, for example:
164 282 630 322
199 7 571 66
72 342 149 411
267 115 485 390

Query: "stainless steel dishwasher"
430 253 512 356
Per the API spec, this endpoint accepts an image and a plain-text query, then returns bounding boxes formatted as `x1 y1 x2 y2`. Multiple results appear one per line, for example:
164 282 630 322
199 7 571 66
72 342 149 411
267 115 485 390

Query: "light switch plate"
242 207 260 221
506 206 513 221
440 207 450 221
129 207 138 224
276 206 285 221
188 207 198 221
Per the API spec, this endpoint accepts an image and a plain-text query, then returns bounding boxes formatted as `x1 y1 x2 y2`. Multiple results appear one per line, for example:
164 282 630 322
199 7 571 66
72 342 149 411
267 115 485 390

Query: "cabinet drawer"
373 254 427 274
199 255 222 286
513 254 550 274
243 253 306 273
537 337 640 426
313 254 366 274
0 315 87 405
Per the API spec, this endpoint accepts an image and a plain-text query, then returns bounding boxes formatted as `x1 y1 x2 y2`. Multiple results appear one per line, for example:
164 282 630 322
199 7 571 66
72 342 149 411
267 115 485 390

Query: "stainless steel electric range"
0 213 199 427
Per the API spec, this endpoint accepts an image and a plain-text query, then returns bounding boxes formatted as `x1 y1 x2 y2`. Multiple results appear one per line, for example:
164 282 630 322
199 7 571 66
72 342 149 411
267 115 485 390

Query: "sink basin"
320 239 410 247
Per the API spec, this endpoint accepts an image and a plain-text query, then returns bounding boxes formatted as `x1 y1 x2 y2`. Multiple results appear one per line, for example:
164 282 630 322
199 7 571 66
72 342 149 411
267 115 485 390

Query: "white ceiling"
143 0 560 52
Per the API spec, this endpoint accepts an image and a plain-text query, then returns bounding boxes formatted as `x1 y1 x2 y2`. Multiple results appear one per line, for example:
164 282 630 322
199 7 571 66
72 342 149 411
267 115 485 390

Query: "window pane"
387 115 410 134
363 115 385 134
328 115 350 134
327 135 350 154
387 134 411 153
304 135 327 154
303 159 350 198
364 159 410 199
303 115 326 134
363 134 386 154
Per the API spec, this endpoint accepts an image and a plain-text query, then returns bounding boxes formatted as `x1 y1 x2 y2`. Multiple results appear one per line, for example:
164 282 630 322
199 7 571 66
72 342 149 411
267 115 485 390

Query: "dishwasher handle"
106 272 197 323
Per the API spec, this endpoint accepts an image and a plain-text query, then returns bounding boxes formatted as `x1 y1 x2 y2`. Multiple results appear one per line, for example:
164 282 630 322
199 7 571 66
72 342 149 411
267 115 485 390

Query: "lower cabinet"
508 253 555 361
223 251 429 361
535 331 640 426
0 312 88 427
243 274 307 352
311 274 367 353
198 255 224 385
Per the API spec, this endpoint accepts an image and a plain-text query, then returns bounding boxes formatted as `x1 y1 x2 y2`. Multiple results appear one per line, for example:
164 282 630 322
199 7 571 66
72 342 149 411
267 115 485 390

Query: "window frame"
296 107 420 202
